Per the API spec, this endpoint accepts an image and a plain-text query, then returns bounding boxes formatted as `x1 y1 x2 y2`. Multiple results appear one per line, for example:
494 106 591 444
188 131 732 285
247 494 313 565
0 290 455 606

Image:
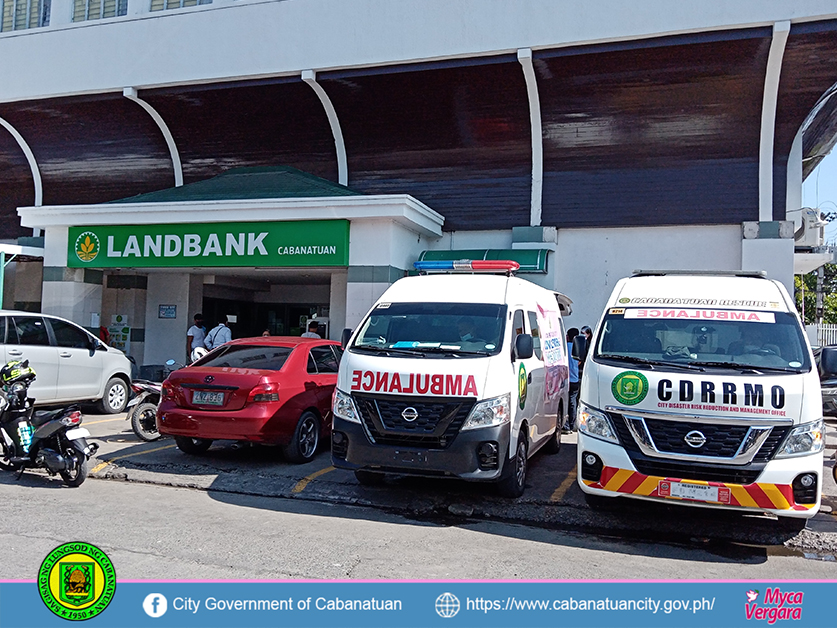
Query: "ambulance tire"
777 517 807 534
354 470 386 486
496 432 527 498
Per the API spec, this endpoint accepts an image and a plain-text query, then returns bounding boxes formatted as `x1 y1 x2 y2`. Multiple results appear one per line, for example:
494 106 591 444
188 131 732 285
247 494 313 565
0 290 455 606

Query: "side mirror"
514 334 534 360
572 335 588 363
821 347 837 376
341 328 353 350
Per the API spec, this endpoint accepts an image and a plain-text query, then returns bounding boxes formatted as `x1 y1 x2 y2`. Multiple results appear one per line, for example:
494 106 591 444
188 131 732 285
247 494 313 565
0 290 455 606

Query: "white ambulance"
577 270 823 525
332 260 572 497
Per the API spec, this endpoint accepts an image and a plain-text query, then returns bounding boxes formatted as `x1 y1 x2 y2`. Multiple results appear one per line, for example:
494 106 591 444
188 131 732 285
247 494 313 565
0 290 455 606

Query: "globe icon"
435 592 460 618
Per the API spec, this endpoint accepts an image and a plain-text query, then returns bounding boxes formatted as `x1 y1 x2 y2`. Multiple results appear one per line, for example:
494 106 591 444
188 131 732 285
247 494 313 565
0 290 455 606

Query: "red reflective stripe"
744 482 777 509
616 471 647 494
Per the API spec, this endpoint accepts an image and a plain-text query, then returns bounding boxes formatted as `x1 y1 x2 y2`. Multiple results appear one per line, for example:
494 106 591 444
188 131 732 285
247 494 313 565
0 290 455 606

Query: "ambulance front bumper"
576 432 822 519
331 416 511 480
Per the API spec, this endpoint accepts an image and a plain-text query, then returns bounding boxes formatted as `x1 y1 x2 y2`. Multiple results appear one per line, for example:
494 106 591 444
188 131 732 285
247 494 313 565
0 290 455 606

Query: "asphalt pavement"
70 412 837 556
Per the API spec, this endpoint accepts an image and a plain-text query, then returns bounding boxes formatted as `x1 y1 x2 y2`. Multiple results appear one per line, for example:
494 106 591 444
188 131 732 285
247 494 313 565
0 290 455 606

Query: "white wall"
144 273 195 365
554 225 743 328
2 1 836 103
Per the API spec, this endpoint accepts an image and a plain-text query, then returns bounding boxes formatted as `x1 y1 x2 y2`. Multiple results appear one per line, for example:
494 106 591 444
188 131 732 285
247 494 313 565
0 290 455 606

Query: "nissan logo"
401 407 419 422
204 375 215 383
684 430 707 448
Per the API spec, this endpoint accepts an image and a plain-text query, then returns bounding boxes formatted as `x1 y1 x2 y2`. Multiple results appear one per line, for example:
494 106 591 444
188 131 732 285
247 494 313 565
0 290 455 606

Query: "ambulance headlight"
775 419 824 458
333 389 361 424
578 404 619 444
462 394 511 431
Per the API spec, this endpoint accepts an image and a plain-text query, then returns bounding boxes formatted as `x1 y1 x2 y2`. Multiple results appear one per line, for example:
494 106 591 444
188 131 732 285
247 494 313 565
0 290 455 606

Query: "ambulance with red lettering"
577 270 823 527
331 260 572 497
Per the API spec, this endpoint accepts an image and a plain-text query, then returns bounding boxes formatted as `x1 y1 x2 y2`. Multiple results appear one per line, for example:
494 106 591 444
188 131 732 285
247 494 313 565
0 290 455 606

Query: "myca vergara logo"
745 587 803 623
611 371 649 405
74 232 100 263
38 542 116 621
518 363 528 409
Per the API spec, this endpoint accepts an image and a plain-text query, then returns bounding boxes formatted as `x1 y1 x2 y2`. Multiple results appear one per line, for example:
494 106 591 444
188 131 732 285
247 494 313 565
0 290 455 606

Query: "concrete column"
102 275 148 362
41 228 103 328
329 271 348 341
741 221 795 295
143 273 203 367
48 0 74 26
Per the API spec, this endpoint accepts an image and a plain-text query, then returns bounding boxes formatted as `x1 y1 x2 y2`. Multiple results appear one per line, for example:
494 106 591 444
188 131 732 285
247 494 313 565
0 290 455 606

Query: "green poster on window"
67 220 349 268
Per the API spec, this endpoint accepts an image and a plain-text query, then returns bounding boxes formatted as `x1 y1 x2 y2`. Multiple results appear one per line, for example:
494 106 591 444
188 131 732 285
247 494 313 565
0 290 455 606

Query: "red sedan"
157 337 342 463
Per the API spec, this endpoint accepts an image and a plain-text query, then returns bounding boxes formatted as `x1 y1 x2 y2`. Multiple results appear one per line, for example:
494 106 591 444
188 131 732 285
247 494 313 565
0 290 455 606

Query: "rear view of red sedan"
157 337 342 463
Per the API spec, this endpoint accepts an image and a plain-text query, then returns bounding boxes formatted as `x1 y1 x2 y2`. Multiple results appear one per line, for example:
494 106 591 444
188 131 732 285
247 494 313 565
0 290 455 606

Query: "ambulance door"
525 310 549 447
511 308 538 452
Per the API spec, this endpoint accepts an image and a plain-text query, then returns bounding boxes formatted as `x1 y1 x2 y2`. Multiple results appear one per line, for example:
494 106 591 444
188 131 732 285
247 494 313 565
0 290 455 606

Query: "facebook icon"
143 593 168 618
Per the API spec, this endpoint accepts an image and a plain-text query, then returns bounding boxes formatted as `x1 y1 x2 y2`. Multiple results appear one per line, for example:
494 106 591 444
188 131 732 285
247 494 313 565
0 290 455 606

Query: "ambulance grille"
352 393 476 448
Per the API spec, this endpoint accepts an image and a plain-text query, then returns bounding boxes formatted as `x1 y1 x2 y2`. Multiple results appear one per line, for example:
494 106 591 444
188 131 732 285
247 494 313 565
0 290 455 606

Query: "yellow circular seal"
74 232 100 263
38 542 115 621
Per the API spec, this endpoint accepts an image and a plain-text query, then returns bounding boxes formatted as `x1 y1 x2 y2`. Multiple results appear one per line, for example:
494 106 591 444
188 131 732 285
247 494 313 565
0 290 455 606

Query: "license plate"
64 428 90 440
192 391 224 406
658 480 730 504
394 450 427 465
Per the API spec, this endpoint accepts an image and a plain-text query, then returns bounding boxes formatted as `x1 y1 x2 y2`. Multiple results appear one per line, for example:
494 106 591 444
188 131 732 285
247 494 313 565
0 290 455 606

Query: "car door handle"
527 373 532 384
59 352 72 358
7 349 22 356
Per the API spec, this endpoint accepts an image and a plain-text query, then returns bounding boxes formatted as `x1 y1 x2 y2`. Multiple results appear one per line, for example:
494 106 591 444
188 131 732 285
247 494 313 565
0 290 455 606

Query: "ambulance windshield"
594 308 811 372
352 302 506 356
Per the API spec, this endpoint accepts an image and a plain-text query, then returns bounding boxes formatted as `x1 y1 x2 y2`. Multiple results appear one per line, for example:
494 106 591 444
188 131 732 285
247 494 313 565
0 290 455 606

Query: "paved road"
1 474 835 581
70 413 837 554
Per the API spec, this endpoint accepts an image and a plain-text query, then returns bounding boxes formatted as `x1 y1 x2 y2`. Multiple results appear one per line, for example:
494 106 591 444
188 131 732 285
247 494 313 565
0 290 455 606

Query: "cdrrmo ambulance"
577 270 824 526
332 260 572 497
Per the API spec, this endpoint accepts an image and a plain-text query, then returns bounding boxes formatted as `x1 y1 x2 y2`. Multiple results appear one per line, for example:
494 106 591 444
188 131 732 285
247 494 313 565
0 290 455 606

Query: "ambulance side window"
527 311 542 360
511 309 525 359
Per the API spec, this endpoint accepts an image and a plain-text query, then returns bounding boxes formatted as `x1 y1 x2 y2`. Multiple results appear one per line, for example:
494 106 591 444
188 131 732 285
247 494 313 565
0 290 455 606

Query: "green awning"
417 249 549 273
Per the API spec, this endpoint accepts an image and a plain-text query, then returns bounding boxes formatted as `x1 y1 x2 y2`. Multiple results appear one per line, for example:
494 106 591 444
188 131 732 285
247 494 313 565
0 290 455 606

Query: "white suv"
0 310 132 413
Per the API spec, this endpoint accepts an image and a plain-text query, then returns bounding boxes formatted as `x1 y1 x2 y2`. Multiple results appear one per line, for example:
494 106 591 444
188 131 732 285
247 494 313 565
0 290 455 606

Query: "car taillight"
248 384 280 403
162 385 174 400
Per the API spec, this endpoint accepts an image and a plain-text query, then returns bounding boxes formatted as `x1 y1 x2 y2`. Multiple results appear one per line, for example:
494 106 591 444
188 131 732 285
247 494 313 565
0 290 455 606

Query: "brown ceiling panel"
537 32 771 227
0 129 35 240
0 94 174 211
320 60 532 230
143 81 339 185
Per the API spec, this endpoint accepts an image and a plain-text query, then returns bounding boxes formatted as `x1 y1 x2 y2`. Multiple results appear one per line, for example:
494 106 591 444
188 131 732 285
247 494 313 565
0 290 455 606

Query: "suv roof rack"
631 269 767 278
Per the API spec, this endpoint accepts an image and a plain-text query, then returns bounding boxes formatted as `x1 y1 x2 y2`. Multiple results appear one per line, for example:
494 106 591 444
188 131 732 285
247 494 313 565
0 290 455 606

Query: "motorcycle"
0 360 98 487
126 380 163 442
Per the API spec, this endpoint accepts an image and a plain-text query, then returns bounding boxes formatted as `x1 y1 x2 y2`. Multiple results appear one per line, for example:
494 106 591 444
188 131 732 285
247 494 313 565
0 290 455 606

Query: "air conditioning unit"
794 208 828 249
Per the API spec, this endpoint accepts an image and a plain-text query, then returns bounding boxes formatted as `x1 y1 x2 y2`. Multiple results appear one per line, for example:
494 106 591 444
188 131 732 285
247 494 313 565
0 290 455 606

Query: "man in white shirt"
205 316 232 349
301 320 321 338
186 313 206 359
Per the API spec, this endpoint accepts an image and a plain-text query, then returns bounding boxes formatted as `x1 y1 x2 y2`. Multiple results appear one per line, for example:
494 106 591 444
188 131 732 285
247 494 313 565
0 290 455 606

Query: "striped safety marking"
583 466 814 512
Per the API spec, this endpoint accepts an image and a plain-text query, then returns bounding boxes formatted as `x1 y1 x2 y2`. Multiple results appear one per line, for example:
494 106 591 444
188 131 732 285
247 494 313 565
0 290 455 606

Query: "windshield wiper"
596 354 705 371
416 346 490 356
352 345 426 357
730 364 804 374
686 361 763 374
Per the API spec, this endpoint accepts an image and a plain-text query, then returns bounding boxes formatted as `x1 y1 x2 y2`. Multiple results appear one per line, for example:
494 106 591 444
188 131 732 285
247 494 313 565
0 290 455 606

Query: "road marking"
292 465 336 494
84 417 126 425
549 465 578 503
90 444 177 473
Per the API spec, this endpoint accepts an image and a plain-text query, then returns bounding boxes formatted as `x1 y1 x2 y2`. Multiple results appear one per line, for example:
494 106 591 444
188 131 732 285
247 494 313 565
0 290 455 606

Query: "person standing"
565 327 580 433
301 320 321 338
205 316 232 350
186 313 206 360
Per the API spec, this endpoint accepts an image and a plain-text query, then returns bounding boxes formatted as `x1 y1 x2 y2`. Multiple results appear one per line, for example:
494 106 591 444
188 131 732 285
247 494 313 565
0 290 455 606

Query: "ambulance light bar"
414 259 520 273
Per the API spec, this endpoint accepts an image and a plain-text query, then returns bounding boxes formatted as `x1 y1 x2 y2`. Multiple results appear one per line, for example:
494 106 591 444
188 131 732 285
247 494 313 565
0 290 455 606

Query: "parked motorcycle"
0 360 98 487
126 380 163 442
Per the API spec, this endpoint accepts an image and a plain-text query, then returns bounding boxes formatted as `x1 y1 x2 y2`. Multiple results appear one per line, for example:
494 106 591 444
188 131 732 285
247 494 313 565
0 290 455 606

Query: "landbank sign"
68 220 349 268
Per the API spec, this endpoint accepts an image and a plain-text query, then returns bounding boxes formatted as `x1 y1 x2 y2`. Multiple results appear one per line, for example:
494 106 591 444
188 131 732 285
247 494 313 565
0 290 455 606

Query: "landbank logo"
74 232 100 263
745 588 803 623
38 542 116 621
435 592 460 618
611 371 649 405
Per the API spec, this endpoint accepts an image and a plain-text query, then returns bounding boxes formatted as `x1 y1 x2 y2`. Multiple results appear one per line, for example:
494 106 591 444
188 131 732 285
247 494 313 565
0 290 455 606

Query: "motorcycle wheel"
59 449 88 487
131 402 161 442
0 443 14 471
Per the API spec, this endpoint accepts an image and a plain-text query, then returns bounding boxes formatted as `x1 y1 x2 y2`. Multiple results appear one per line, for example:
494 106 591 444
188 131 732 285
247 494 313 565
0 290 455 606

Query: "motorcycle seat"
31 408 68 427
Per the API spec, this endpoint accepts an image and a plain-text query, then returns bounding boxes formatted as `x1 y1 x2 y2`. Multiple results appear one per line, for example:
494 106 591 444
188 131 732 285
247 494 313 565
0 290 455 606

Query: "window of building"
72 0 127 22
1 0 50 32
149 0 211 12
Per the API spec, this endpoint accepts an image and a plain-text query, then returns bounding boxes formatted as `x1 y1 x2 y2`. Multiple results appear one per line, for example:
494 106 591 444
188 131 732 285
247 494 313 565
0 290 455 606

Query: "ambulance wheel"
497 433 527 498
354 470 385 486
777 517 807 534
175 437 213 455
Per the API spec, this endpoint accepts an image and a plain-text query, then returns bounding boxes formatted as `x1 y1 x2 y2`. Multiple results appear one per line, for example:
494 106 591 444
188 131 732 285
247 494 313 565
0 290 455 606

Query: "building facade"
2 0 837 369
